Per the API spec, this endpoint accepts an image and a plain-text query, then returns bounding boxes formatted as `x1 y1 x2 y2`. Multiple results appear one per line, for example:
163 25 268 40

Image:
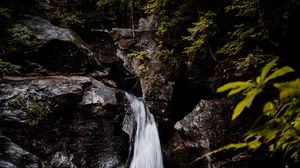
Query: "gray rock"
96 154 121 168
50 152 77 168
0 136 40 168
112 16 159 39
138 16 159 31
167 99 232 168
0 109 27 124
0 76 91 124
80 79 119 106
0 76 104 125
24 16 76 43
8 16 102 74
174 99 230 149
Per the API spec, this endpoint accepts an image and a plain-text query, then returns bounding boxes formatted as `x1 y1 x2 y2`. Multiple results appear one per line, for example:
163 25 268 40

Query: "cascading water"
123 92 164 168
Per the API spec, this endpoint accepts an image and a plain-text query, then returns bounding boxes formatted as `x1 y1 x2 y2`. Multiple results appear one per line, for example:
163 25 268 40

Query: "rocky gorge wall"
0 9 134 167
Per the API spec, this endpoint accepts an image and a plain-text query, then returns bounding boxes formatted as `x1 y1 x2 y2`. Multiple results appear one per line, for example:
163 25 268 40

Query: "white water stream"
124 92 164 168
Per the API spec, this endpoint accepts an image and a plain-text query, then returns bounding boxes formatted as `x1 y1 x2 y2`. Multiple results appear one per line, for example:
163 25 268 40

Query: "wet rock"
112 17 175 115
80 79 119 106
0 136 40 168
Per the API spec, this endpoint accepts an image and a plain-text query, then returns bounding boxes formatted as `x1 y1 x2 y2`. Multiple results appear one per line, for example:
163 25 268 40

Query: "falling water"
123 92 164 168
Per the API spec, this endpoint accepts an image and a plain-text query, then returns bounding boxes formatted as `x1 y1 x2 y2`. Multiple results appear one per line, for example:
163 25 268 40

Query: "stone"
50 152 77 168
0 76 90 125
166 99 232 168
0 76 128 167
0 136 40 168
112 17 175 116
174 99 230 149
23 16 77 43
80 79 119 106
4 16 102 75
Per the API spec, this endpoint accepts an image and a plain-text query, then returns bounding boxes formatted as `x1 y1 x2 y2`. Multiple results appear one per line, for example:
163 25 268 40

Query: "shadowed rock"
0 136 40 168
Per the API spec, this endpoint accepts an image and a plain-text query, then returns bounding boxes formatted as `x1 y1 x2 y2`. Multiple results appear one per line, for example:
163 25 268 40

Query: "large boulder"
174 99 231 149
0 76 128 168
0 76 89 125
165 99 233 168
2 16 102 75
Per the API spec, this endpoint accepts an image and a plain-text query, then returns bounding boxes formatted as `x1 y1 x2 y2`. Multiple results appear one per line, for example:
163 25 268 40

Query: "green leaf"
248 140 262 150
265 66 294 83
256 76 262 84
205 143 248 156
274 79 300 89
274 79 300 100
261 58 278 81
138 64 145 70
232 88 262 120
227 85 250 96
280 88 298 100
217 81 254 93
263 101 275 116
294 119 300 130
233 98 249 120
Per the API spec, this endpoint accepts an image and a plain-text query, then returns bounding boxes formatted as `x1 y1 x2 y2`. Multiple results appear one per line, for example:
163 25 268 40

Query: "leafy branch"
217 58 294 120
192 58 299 166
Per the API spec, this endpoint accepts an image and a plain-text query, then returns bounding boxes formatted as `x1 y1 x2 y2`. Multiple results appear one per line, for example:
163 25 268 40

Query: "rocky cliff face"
111 16 175 117
0 8 134 167
0 12 177 167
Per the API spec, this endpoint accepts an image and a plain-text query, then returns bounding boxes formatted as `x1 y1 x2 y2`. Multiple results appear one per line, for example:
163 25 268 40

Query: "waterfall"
123 92 164 168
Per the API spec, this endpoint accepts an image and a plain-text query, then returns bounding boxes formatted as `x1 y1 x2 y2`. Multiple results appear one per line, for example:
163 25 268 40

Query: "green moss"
47 7 85 28
138 63 145 70
7 24 34 46
8 93 50 126
8 98 22 109
156 49 180 71
0 59 20 77
128 51 150 61
112 31 122 41
25 101 49 126
0 7 11 18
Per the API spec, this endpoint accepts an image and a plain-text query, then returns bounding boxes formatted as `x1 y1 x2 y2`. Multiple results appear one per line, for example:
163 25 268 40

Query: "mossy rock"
25 101 50 126
0 59 21 77
8 93 51 126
